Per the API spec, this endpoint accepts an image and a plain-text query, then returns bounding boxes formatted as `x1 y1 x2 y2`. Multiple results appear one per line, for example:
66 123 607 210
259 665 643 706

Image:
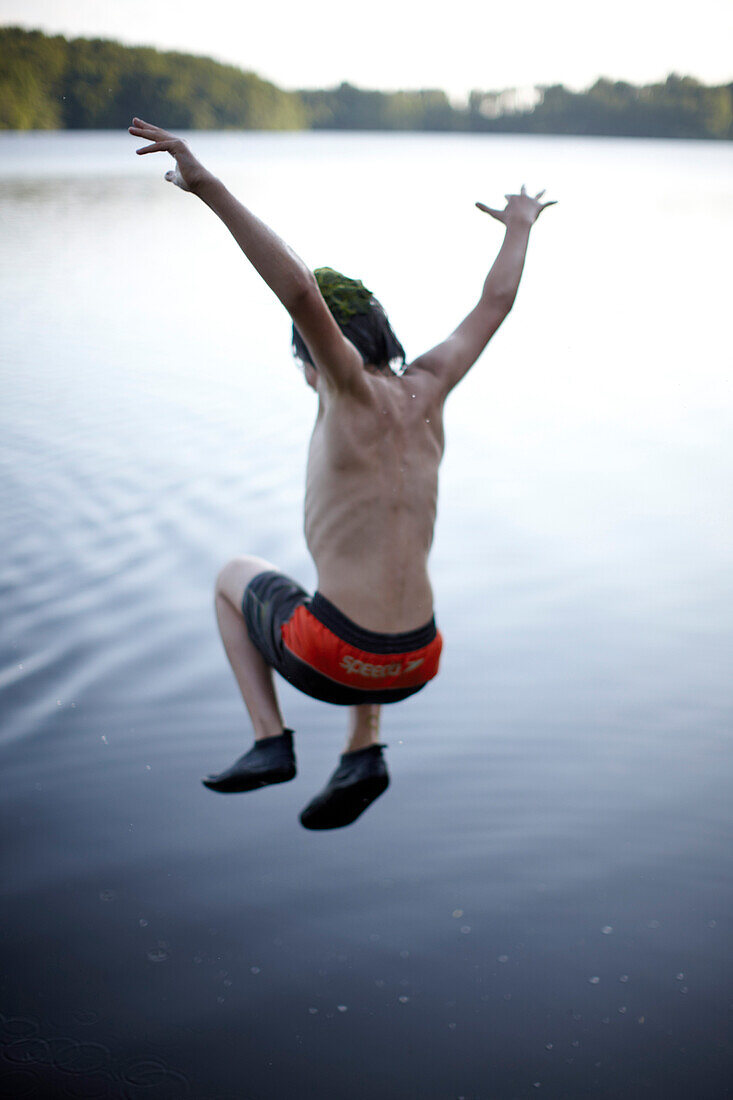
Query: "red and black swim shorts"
242 570 442 706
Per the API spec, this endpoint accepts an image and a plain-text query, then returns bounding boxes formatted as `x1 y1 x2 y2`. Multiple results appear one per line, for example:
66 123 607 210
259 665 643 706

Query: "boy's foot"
299 744 389 830
202 729 296 793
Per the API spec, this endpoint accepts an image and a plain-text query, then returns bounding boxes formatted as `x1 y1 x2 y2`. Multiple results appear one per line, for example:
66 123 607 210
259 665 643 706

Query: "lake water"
1 130 732 1098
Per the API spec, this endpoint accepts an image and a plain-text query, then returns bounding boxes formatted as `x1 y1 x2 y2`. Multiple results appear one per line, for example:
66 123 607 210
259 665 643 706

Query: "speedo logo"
340 655 424 679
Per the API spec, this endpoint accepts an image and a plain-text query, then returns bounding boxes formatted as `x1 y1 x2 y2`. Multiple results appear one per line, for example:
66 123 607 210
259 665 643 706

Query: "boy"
129 117 554 829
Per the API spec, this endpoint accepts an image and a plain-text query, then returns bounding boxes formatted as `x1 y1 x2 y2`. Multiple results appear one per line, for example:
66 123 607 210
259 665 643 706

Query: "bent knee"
215 555 275 605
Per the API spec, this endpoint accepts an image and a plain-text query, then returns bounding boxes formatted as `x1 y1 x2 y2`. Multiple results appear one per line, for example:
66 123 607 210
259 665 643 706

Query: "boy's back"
304 366 444 632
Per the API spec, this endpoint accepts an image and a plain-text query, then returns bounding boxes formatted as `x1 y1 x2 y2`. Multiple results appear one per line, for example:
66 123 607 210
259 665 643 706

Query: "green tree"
1 26 731 139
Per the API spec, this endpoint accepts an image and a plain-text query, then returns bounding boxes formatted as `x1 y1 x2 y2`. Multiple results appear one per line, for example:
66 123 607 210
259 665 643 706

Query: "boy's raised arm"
128 118 363 389
410 186 556 395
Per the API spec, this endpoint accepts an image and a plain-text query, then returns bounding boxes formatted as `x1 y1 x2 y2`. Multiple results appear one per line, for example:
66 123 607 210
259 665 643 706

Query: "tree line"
2 26 731 140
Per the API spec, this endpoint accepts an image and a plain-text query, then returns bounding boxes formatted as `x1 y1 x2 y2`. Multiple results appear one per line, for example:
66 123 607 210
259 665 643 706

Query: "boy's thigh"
216 555 278 609
242 570 312 672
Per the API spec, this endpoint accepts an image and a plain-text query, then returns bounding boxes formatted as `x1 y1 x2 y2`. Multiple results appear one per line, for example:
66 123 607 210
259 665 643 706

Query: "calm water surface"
1 131 732 1098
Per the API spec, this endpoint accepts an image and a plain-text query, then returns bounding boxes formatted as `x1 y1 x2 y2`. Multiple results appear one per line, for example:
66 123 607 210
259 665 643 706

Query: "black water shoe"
299 744 389 830
202 729 296 793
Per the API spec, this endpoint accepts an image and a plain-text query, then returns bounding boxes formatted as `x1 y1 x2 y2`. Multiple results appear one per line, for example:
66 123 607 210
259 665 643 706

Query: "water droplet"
99 890 115 902
398 995 409 1003
648 919 660 929
601 1017 610 1024
147 948 168 963
460 926 471 934
601 926 613 935
72 1009 99 1026
619 975 629 983
223 979 232 987
138 918 148 927
588 976 600 985
56 700 62 706
399 950 410 958
250 966 260 974
708 920 717 927
411 393 415 398
545 1042 553 1050
571 1040 580 1048
308 1007 318 1014
448 1022 456 1030
618 1006 627 1014
679 986 688 994
101 735 107 744
375 979 385 988
217 996 225 1004
452 909 464 918
638 1015 645 1024
533 1083 541 1089
337 1005 348 1012
497 955 509 963
675 973 684 981
145 764 151 771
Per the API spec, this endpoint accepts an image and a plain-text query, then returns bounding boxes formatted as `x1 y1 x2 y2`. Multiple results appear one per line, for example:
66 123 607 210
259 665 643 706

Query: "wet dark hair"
291 268 406 375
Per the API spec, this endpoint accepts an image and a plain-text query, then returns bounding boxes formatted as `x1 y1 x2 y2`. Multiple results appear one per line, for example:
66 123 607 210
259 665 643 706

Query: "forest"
2 26 731 139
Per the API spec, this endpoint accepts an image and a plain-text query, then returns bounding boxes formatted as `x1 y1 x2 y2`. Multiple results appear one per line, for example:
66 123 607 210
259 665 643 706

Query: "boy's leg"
301 703 387 830
344 704 382 753
215 556 285 741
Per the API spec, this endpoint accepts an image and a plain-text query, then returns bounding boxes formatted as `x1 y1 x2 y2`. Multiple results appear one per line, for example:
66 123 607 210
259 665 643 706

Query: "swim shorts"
242 570 442 706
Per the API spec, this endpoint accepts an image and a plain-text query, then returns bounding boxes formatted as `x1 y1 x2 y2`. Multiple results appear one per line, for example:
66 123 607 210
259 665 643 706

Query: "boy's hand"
476 185 556 228
128 118 212 192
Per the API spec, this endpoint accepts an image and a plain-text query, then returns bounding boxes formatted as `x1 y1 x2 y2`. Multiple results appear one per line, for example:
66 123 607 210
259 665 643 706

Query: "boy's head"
292 268 406 381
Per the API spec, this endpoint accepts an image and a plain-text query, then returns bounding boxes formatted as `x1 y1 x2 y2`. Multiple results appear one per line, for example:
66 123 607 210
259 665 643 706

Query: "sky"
2 0 732 101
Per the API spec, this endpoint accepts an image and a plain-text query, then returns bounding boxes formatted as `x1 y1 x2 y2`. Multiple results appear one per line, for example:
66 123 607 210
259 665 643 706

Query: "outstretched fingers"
475 201 504 220
129 118 174 141
130 116 166 133
135 139 177 155
477 191 558 223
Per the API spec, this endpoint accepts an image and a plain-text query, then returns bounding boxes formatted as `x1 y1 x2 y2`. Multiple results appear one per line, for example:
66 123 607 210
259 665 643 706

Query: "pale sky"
2 0 731 101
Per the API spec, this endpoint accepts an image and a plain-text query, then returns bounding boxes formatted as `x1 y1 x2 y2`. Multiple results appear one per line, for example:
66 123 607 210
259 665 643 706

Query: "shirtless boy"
129 117 555 830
